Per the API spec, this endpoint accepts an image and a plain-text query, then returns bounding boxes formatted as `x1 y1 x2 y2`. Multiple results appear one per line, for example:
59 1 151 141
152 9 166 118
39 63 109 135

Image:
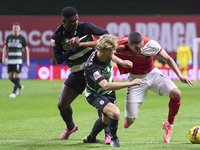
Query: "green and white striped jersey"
5 34 27 64
84 50 113 97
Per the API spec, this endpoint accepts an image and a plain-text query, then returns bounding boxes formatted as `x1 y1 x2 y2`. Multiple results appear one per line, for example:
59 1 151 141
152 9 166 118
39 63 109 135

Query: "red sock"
123 120 130 128
168 97 181 125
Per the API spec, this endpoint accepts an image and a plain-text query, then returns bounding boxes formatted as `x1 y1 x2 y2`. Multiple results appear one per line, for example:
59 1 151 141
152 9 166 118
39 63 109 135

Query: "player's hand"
69 37 80 51
179 76 195 87
130 78 142 86
2 59 6 65
121 60 133 68
26 61 30 67
2 58 7 65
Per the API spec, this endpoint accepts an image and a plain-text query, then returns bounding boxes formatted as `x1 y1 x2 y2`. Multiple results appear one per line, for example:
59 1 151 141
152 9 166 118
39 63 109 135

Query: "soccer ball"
188 126 200 144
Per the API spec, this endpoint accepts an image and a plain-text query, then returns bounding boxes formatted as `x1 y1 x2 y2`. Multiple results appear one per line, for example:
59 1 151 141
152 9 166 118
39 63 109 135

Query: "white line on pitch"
0 140 186 144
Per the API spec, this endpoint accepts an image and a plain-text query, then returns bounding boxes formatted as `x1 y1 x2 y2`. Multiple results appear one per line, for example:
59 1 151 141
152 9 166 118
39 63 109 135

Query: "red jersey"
115 37 162 75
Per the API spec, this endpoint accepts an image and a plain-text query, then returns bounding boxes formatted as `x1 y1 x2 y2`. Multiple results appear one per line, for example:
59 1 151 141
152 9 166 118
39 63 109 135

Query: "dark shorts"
64 70 86 94
8 64 22 73
86 91 116 115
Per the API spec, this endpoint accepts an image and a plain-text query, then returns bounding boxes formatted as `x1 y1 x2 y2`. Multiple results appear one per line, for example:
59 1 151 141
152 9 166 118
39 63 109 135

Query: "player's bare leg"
123 117 136 128
58 84 79 139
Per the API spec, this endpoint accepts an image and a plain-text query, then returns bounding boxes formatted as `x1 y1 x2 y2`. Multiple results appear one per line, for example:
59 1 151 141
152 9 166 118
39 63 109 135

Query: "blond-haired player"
82 34 142 147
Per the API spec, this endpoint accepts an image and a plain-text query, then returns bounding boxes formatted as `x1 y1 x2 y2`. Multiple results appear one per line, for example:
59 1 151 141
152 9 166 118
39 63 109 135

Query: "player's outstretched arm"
112 54 133 68
79 40 97 48
98 78 142 91
157 49 195 87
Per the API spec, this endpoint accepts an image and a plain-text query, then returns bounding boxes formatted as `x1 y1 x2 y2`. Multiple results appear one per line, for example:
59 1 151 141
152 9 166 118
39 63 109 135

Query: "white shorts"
125 67 178 118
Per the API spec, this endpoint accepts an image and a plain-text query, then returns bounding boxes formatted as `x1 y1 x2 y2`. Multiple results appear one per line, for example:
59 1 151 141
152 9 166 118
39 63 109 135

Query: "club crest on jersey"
61 38 70 50
93 71 102 80
99 100 105 105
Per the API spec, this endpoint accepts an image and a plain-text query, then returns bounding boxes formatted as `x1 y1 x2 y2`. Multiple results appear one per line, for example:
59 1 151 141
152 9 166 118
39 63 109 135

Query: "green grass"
0 80 200 150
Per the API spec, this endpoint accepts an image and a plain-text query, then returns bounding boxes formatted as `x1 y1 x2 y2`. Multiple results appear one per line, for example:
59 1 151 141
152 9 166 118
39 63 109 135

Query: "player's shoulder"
85 50 97 68
143 37 160 46
52 24 63 39
18 34 26 39
118 37 128 45
6 34 13 39
143 37 151 44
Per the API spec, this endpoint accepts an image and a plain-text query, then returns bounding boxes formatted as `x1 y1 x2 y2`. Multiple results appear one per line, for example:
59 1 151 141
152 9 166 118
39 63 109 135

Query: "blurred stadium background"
1 0 200 81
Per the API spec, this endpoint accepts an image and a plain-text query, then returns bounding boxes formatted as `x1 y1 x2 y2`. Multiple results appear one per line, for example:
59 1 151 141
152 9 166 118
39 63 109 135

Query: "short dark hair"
13 22 20 26
128 32 143 45
61 6 78 18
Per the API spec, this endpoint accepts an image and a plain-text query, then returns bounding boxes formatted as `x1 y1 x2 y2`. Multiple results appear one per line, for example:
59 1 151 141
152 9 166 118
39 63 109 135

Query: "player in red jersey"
115 32 194 143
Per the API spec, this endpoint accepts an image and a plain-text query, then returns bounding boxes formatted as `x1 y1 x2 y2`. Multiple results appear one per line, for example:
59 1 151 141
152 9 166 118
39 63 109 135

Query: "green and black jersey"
51 22 109 73
84 50 113 97
5 34 27 64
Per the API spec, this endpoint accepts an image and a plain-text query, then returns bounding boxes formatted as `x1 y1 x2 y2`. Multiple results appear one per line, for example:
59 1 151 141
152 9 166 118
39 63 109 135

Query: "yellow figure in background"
176 40 192 77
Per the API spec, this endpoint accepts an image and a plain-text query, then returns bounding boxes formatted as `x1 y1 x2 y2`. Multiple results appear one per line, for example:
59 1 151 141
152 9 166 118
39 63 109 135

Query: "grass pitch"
0 79 200 150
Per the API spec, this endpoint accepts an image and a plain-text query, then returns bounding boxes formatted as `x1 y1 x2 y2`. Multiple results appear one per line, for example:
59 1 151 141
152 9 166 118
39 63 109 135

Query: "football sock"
11 78 17 93
13 86 17 94
97 110 111 136
90 117 106 138
104 124 111 136
60 106 74 130
123 120 130 128
109 118 118 139
15 78 21 88
10 78 15 84
168 97 181 125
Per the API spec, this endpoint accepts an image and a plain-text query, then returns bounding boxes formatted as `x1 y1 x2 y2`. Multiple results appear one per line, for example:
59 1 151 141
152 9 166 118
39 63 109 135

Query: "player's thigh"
126 74 148 103
8 72 14 79
150 74 178 97
125 102 142 118
64 72 86 94
87 92 116 117
14 72 20 78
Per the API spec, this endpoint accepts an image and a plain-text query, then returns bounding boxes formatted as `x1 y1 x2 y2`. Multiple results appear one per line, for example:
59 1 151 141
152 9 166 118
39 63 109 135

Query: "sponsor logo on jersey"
93 71 102 80
51 39 56 47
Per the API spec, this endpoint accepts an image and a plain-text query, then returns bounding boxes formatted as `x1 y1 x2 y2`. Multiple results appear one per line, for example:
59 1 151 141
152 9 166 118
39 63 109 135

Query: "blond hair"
96 34 118 52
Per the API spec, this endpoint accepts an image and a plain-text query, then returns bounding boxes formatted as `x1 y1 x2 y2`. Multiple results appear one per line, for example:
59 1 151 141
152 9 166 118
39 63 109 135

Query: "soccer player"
51 6 111 143
2 22 30 98
176 40 193 77
114 32 195 143
83 34 142 147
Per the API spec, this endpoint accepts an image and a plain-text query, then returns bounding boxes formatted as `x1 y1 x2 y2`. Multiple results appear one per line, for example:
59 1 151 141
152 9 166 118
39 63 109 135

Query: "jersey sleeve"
142 39 162 56
20 36 27 47
84 22 109 35
51 32 73 64
86 65 105 84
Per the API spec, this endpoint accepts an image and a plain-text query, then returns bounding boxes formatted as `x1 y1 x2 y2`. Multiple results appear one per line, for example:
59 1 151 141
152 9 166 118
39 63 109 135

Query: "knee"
8 76 13 80
57 97 69 111
111 109 120 120
57 98 62 110
170 88 181 98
